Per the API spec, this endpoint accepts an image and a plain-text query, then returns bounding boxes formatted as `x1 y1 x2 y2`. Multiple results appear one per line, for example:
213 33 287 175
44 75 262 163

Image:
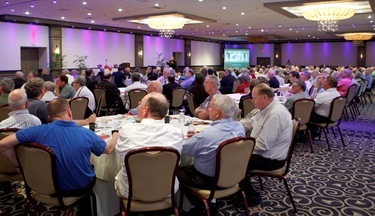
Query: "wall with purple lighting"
366 42 375 66
281 42 357 66
143 36 184 67
0 22 49 71
62 28 135 68
191 41 221 66
225 43 274 66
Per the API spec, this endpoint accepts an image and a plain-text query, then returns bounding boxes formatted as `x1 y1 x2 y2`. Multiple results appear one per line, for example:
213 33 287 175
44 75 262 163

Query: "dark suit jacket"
86 77 95 93
269 76 280 88
220 75 236 94
13 78 25 89
98 80 122 108
188 84 209 107
162 82 182 104
166 60 177 70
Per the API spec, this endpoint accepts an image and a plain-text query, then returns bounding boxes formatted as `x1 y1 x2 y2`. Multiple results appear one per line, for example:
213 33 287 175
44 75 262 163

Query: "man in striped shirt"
0 89 41 129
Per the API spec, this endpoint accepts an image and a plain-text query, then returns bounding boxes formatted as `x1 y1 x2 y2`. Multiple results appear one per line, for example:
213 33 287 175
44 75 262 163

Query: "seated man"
41 81 57 102
242 84 293 204
98 69 124 111
25 78 50 124
127 81 163 115
0 89 41 129
283 81 310 111
309 76 341 137
123 72 147 109
115 92 183 198
55 75 76 99
194 75 221 120
72 75 96 117
0 78 15 106
162 75 182 104
178 94 245 189
180 69 195 90
219 69 236 94
0 98 118 192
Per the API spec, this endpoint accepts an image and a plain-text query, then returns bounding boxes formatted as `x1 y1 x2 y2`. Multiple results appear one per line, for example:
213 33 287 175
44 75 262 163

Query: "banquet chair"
186 92 196 116
128 89 147 109
0 128 22 185
0 104 11 122
179 137 255 216
249 119 300 213
99 91 121 116
343 84 358 121
357 80 368 106
169 88 186 114
119 147 180 216
232 80 241 93
310 97 346 151
15 142 97 216
240 98 255 118
93 88 105 116
69 97 89 120
292 99 315 153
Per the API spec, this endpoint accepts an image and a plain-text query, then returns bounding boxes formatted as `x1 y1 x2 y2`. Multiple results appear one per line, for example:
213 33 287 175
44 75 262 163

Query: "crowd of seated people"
0 63 374 215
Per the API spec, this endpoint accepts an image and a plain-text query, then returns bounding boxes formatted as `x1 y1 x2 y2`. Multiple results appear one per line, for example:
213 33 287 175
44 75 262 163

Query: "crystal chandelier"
303 7 355 31
147 16 186 38
341 33 374 46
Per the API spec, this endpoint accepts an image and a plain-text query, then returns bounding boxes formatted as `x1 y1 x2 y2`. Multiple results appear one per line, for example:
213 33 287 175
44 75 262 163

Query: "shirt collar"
9 109 30 116
210 117 233 126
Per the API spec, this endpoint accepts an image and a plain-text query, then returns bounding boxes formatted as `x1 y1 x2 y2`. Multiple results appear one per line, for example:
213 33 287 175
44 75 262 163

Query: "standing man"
115 92 183 198
194 75 221 120
55 75 76 99
166 56 177 70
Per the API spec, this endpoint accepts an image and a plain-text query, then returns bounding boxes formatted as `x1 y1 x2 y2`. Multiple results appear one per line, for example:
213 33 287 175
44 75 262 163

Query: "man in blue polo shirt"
0 98 118 192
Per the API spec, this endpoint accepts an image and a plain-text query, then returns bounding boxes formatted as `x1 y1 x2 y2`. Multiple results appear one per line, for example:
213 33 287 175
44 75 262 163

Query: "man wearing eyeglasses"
284 81 310 111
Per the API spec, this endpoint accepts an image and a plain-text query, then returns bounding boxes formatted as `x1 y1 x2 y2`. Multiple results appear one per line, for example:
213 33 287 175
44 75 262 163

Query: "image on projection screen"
224 49 250 70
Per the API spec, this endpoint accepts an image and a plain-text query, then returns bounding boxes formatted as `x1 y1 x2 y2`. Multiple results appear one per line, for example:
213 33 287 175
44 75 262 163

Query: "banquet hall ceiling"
0 0 374 43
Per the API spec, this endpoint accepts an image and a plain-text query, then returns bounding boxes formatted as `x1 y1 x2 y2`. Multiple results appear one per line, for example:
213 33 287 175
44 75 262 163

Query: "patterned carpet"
1 97 375 216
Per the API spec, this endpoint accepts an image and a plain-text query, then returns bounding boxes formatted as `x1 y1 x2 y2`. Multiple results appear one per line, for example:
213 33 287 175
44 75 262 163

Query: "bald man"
0 89 41 129
115 92 183 198
127 81 163 115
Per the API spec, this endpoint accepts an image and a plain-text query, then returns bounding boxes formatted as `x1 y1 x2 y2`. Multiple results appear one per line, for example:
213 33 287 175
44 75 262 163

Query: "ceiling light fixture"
337 32 375 46
147 16 186 38
302 7 355 31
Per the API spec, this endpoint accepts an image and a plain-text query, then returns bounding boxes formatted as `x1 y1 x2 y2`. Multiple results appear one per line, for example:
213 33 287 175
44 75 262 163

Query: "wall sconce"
138 48 143 57
187 52 191 57
360 53 363 59
54 45 60 55
275 54 279 59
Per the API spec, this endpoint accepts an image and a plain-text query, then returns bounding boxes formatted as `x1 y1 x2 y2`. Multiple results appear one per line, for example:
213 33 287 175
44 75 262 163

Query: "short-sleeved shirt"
16 120 106 191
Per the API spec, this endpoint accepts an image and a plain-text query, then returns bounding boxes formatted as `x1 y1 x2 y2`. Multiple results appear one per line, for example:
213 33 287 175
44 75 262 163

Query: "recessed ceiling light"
61 16 65 19
261 29 264 32
371 20 374 23
308 35 310 37
278 24 282 27
118 8 122 12
241 12 245 15
87 12 91 16
25 11 30 15
222 6 226 10
206 25 209 27
138 26 141 28
155 3 159 7
296 31 299 33
199 0 203 2
11 9 14 12
248 26 251 29
91 20 95 23
53 1 57 3
289 28 292 30
368 15 372 19
82 2 87 5
104 29 106 31
236 23 239 26
30 5 34 8
5 1 9 4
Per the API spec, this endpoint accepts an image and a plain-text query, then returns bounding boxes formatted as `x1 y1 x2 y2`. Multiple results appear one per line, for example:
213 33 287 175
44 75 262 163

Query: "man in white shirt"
156 68 171 85
123 73 147 110
115 92 183 198
0 89 41 129
72 76 96 115
309 76 341 138
242 84 293 204
300 69 312 94
41 81 57 102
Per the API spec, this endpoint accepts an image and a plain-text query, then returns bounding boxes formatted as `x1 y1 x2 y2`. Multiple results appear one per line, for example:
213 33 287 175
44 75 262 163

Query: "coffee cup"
89 122 98 131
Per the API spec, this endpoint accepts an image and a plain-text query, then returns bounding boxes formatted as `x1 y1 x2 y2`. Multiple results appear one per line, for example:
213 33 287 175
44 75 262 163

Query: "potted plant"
73 55 88 72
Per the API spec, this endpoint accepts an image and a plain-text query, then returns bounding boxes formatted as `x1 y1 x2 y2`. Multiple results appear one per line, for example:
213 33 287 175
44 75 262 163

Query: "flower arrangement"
113 64 118 68
97 64 102 68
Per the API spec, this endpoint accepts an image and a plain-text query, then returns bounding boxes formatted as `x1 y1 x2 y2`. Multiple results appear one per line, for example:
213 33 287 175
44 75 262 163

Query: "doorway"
20 47 47 73
257 57 271 67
